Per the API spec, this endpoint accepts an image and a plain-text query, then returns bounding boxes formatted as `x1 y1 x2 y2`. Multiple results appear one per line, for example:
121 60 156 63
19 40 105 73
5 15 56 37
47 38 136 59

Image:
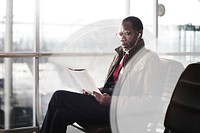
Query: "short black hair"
123 16 143 31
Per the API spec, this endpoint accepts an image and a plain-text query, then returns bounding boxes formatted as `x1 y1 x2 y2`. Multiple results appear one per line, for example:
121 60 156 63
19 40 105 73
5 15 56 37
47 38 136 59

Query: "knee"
52 90 73 99
49 90 66 106
52 90 65 98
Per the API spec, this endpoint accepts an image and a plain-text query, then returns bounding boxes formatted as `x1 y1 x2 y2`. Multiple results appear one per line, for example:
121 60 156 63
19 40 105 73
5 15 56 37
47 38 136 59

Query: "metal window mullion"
125 0 130 16
4 0 13 129
33 0 40 131
153 0 158 51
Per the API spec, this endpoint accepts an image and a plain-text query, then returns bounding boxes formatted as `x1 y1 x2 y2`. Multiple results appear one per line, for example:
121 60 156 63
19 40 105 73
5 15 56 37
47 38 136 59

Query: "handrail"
0 126 39 133
158 51 200 56
0 51 199 58
0 52 115 58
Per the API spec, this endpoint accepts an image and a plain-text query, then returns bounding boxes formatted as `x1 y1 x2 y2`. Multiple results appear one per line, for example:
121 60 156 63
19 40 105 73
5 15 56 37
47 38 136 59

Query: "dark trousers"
40 90 110 133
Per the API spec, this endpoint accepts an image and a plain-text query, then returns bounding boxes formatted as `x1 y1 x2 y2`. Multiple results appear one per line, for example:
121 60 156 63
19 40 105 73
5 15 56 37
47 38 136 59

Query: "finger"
93 92 102 102
82 89 91 95
102 93 109 96
93 91 101 96
82 89 85 94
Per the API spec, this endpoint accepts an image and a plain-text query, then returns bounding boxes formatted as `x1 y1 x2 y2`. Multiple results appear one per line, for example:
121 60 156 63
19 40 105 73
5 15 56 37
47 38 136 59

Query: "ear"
137 33 141 38
138 33 141 37
138 30 143 38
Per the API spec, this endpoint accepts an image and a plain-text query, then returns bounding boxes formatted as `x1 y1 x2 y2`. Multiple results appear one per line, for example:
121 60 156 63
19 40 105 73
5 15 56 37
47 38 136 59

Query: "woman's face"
118 21 140 52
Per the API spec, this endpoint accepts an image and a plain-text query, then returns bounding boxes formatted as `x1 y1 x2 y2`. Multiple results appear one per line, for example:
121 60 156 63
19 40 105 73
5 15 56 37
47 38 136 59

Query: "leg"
49 108 78 133
40 90 109 133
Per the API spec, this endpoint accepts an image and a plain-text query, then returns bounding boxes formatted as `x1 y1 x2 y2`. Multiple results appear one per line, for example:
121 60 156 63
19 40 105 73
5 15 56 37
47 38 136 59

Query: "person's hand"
93 91 111 106
82 89 92 96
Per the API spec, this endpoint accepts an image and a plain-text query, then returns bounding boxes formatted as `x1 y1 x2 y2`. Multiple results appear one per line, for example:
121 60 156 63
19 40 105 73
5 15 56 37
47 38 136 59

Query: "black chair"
163 62 200 133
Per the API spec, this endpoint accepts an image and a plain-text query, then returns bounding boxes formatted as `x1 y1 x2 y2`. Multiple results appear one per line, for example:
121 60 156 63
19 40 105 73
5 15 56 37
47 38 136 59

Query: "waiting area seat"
72 123 111 133
163 62 200 133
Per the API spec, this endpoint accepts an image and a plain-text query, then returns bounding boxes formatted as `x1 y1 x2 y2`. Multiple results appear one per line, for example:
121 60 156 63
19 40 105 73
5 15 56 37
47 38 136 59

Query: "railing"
0 51 200 58
0 52 115 58
0 126 39 133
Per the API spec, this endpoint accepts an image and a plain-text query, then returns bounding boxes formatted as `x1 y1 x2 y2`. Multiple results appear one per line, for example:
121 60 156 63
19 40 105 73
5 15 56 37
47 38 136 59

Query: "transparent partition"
38 19 121 124
0 57 34 129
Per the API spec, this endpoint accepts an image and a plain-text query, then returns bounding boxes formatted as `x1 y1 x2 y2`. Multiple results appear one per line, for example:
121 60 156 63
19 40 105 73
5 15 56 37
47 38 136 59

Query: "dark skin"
84 21 142 106
119 21 142 53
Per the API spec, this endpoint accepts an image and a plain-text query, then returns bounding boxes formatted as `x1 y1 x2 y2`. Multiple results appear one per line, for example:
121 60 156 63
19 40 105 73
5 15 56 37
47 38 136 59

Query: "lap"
52 90 110 123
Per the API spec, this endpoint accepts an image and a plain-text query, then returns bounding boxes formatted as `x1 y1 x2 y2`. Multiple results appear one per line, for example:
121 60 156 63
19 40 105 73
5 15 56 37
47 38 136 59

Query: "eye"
124 31 131 36
119 32 123 36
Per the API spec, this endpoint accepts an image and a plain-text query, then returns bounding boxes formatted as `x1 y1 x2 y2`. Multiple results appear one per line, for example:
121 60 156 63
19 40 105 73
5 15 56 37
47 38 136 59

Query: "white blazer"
110 47 166 133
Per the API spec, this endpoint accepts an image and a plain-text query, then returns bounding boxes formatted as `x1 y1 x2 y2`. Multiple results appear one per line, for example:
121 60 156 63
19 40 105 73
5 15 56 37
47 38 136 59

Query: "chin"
122 47 129 53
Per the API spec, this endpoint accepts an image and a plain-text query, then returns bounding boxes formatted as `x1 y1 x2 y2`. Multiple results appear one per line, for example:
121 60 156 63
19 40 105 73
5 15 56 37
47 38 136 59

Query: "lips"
121 42 128 48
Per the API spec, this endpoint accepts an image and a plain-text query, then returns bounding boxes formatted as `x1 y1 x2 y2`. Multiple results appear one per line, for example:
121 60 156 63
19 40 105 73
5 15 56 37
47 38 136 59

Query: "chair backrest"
164 62 200 133
148 58 184 132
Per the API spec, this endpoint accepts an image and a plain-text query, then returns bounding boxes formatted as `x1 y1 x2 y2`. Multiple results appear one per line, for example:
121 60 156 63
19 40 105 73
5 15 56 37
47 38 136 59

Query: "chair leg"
71 123 86 132
71 123 111 133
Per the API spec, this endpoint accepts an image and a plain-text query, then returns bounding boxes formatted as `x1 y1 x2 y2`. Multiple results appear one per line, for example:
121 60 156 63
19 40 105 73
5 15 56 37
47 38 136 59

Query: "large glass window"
130 0 154 30
158 0 200 66
13 0 35 52
0 0 36 131
38 0 126 125
40 0 125 52
0 58 34 128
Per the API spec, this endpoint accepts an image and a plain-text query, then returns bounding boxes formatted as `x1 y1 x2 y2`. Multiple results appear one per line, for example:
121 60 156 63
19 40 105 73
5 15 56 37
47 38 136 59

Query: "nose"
120 34 126 41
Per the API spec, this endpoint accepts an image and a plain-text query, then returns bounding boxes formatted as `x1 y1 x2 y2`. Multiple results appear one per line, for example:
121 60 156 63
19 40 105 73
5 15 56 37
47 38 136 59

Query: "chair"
147 59 184 132
163 62 200 133
71 123 111 133
71 59 185 133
